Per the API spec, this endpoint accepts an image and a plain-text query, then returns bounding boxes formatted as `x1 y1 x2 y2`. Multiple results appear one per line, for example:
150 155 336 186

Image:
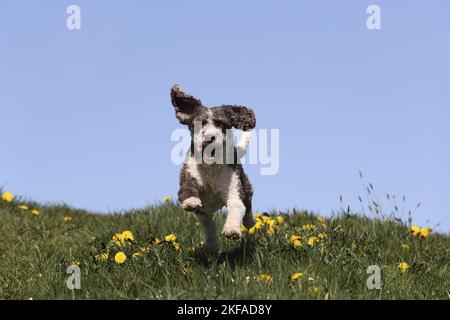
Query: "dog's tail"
236 130 253 159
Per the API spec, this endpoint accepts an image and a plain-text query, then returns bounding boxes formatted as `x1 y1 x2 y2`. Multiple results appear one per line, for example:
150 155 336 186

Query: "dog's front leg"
222 175 245 240
195 211 219 254
178 164 202 211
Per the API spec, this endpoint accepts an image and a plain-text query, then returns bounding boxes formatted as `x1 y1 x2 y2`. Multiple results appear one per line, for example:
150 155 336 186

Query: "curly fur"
170 85 256 253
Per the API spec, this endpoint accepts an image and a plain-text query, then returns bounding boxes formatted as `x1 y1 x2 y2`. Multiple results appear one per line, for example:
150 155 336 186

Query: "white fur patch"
236 130 253 159
222 172 245 238
181 196 202 210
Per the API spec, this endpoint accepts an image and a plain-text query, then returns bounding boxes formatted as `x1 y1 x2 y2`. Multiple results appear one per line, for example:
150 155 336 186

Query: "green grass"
0 196 449 300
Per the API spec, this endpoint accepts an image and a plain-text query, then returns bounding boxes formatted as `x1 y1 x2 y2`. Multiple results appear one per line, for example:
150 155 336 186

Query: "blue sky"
1 1 449 232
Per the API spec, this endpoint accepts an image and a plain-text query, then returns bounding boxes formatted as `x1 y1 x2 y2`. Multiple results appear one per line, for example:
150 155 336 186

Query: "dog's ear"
170 85 203 125
219 105 256 131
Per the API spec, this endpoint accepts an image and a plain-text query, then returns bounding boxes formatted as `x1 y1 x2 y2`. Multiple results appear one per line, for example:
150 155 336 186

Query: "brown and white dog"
170 85 256 253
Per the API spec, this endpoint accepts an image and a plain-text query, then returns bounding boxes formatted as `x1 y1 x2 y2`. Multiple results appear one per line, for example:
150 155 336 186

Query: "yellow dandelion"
18 205 29 211
276 215 284 224
153 238 162 245
261 215 272 223
318 232 328 239
95 251 109 262
301 224 316 232
410 226 421 237
248 226 256 235
289 235 303 248
163 196 171 202
254 220 264 230
293 240 302 248
419 227 431 239
257 274 272 283
311 286 320 293
307 236 319 247
165 234 177 242
132 252 143 259
31 210 40 216
113 230 134 246
70 261 80 267
114 252 127 264
266 219 276 228
121 230 134 241
173 242 181 251
398 262 409 273
290 272 304 281
64 216 73 222
1 192 14 203
401 244 410 251
140 246 151 254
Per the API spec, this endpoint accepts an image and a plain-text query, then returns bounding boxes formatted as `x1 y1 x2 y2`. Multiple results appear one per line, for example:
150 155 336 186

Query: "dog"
170 85 256 253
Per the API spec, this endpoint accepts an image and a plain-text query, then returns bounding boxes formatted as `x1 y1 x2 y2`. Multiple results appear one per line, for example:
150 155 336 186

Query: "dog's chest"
185 159 235 212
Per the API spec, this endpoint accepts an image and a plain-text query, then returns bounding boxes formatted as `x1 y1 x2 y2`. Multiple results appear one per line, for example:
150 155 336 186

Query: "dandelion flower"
31 210 40 216
289 235 303 248
401 244 410 251
290 272 304 281
318 232 328 239
419 227 431 239
307 236 319 247
163 196 171 202
257 274 272 283
121 230 134 241
301 224 316 232
276 216 284 224
398 262 409 273
140 246 151 254
261 215 272 224
410 226 421 237
18 205 29 211
1 192 13 203
114 252 127 264
64 216 73 222
113 230 134 246
317 217 326 224
165 234 177 242
254 220 264 230
173 242 181 251
95 251 109 262
248 226 256 235
70 261 80 267
153 238 162 245
132 252 143 259
311 286 320 293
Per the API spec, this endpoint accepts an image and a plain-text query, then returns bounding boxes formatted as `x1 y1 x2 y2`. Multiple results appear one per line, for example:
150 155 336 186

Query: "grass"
0 194 449 300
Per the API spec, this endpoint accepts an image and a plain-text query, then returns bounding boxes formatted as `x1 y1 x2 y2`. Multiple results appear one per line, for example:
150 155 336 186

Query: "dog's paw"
181 197 202 211
221 227 241 240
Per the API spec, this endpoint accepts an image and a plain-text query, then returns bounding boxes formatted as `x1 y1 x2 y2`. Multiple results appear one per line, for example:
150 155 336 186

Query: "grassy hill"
0 194 449 300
